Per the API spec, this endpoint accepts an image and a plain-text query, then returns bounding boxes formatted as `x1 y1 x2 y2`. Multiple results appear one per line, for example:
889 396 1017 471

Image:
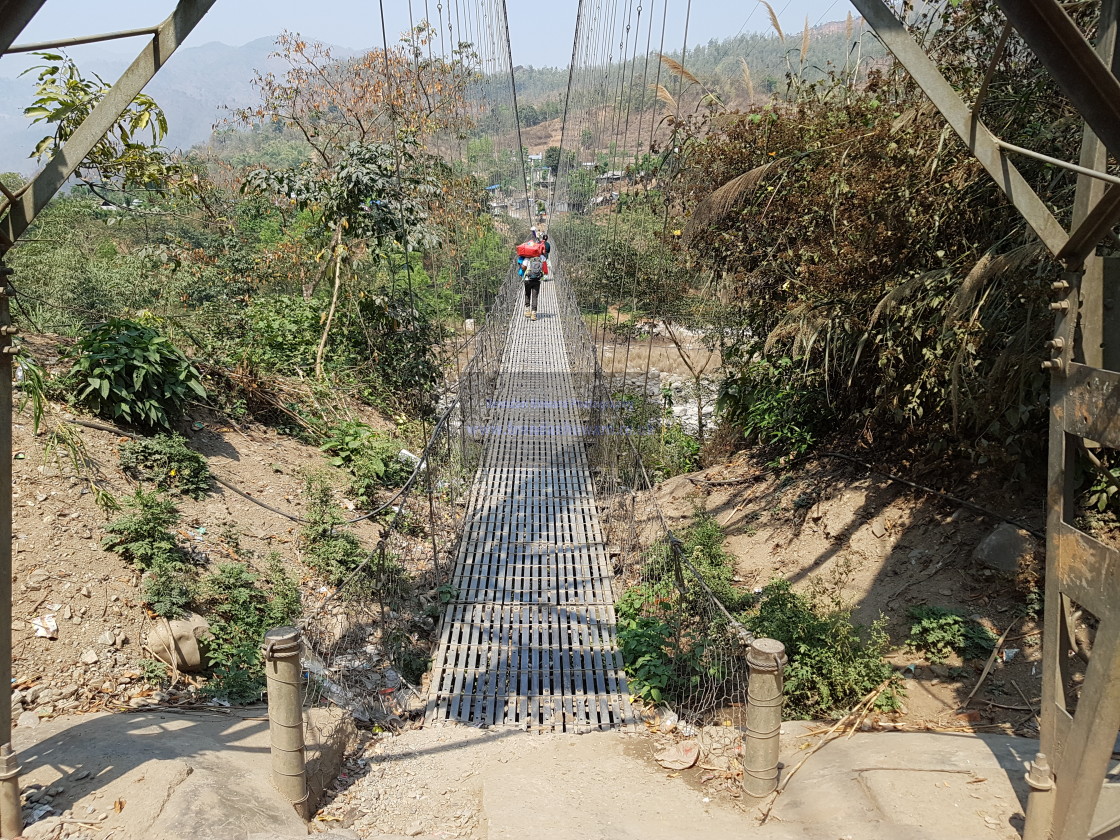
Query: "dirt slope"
656 452 1047 731
10 339 388 728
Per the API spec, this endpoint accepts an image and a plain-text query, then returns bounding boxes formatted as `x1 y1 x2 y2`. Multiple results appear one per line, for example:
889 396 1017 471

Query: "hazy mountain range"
0 36 330 175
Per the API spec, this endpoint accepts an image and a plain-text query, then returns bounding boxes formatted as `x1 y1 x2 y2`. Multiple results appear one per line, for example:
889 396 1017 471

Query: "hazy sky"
5 0 857 70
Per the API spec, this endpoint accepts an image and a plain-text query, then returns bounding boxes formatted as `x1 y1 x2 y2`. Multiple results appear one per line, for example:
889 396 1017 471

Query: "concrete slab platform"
473 728 1036 840
11 706 353 840
771 728 1033 840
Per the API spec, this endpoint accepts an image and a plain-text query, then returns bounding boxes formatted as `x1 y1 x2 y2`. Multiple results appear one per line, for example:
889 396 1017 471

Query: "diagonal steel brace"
0 0 47 55
850 0 1071 258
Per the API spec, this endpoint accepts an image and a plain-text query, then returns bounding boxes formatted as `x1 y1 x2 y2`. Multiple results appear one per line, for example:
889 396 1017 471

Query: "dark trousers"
524 278 541 311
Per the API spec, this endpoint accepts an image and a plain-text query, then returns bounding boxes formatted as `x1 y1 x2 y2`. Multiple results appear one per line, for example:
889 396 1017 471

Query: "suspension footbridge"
426 270 634 732
1 2 1118 838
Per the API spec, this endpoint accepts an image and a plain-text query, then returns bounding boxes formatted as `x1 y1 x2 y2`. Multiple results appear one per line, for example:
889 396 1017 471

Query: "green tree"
23 52 181 193
543 145 575 175
565 168 596 213
241 140 440 377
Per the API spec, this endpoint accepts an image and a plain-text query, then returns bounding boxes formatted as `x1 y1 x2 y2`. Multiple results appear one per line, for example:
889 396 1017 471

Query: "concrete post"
0 746 20 840
743 638 787 802
262 626 309 819
1023 752 1055 840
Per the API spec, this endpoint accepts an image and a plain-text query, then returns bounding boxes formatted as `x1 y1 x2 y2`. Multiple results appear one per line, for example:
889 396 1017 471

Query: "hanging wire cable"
298 0 532 726
547 0 759 727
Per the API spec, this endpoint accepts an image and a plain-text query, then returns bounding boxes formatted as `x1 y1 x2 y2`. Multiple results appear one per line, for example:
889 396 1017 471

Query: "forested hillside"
512 17 883 124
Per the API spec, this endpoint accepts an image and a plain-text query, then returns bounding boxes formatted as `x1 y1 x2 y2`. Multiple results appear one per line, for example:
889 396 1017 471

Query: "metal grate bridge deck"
426 279 634 732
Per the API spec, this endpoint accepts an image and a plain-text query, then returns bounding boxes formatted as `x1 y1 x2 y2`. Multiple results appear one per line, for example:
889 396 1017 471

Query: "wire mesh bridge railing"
298 262 521 725
551 239 758 729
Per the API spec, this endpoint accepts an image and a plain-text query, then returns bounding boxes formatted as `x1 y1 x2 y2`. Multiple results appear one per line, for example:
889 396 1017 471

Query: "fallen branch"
850 767 974 774
758 678 894 823
1011 679 1039 726
962 618 1019 707
980 701 1033 711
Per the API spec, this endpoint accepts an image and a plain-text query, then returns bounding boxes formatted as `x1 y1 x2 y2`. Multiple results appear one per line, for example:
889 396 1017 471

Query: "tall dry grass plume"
758 0 785 41
658 53 703 88
652 83 677 111
739 58 755 101
684 161 782 242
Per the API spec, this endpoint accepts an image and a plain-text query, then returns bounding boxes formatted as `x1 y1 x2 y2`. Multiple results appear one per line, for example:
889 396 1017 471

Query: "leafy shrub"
119 433 211 498
655 514 752 613
906 605 997 664
305 531 369 586
239 294 321 375
668 61 1059 462
139 658 170 688
101 489 195 616
66 318 206 431
717 359 825 457
1083 452 1120 515
617 515 750 706
615 393 701 482
199 556 302 704
301 473 371 585
617 581 694 705
143 556 195 618
350 287 444 416
655 424 702 479
101 489 182 570
744 579 900 719
320 421 412 503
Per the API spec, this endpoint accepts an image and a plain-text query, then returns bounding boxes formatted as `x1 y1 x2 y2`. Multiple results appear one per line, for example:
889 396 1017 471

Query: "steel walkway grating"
426 281 634 732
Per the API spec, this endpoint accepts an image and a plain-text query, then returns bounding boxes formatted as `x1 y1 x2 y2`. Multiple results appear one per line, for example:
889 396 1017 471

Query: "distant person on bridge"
524 255 545 321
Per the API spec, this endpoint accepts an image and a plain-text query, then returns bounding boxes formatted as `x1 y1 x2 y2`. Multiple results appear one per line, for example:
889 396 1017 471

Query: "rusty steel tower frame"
850 2 1120 838
0 2 217 835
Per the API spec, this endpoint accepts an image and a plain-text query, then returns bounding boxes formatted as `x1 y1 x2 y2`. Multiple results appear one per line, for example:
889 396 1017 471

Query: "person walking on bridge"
523 254 545 321
540 234 552 280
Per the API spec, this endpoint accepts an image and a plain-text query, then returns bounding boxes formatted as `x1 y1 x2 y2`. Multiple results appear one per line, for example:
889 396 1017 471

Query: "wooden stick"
758 678 893 823
1011 679 1039 726
962 618 1019 707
